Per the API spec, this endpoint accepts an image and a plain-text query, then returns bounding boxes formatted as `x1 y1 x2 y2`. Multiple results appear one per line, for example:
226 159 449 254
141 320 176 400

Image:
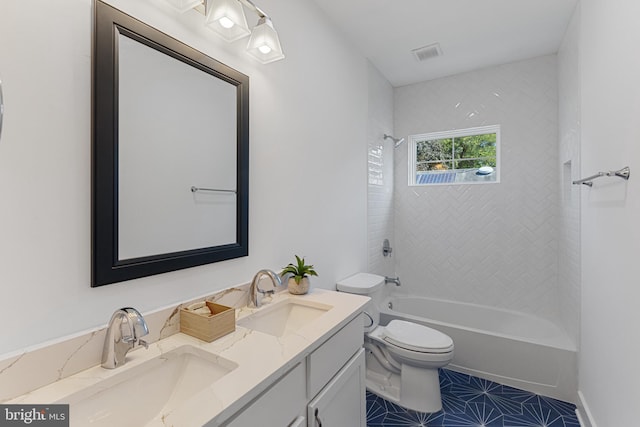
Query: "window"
409 125 500 186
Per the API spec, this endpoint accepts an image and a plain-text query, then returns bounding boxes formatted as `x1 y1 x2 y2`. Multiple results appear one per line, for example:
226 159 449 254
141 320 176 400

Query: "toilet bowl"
337 273 454 413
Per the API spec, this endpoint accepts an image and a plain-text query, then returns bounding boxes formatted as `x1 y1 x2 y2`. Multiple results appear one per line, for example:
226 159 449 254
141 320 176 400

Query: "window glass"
409 125 500 186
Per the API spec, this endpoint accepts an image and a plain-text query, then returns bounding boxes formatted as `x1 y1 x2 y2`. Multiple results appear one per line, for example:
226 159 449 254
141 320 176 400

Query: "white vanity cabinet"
219 313 365 427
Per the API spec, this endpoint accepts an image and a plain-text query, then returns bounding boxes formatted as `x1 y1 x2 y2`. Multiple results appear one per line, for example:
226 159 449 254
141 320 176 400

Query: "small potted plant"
280 255 318 295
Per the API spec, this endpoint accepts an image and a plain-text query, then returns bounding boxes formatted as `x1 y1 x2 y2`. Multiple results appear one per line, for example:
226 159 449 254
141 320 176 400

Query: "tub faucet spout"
385 276 401 286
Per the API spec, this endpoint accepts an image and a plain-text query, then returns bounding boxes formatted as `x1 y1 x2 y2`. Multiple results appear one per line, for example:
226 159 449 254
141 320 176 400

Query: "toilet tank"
336 273 385 295
336 273 386 331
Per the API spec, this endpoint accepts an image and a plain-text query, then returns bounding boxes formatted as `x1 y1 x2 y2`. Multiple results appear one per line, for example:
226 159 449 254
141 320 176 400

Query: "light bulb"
218 16 234 29
258 45 272 54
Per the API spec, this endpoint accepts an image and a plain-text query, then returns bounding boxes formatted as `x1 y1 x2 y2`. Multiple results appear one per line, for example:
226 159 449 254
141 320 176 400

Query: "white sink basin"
66 345 237 427
238 299 333 337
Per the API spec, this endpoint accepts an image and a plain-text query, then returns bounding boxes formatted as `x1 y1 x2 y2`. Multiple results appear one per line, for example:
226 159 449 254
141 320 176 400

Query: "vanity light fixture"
162 0 285 64
208 0 284 64
205 0 251 42
245 16 284 63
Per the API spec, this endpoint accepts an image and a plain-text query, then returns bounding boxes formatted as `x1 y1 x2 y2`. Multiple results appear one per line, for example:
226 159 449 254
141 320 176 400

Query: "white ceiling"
311 0 578 87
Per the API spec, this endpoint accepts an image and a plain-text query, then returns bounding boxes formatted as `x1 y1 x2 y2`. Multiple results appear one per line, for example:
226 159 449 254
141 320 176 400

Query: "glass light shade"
205 0 251 42
246 17 285 64
161 0 203 13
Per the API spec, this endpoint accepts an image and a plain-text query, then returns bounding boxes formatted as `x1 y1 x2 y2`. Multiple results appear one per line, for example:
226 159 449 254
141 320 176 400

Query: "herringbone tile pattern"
393 55 562 322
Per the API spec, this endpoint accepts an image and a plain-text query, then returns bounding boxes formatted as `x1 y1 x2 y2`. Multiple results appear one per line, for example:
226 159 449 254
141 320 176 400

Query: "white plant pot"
287 276 310 295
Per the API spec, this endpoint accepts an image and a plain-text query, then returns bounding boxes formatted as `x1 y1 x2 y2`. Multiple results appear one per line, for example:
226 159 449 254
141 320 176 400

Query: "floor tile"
366 369 579 427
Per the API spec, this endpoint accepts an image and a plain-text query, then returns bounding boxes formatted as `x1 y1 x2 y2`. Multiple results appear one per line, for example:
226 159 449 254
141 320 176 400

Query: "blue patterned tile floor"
366 369 580 427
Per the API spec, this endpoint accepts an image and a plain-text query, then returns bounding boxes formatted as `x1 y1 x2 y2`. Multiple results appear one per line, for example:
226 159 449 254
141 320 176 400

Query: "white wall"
577 0 640 424
393 56 562 323
367 62 395 277
557 2 582 357
0 0 368 355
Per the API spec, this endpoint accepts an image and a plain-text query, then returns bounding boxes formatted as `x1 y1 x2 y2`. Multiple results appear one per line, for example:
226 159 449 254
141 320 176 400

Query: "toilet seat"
381 320 454 354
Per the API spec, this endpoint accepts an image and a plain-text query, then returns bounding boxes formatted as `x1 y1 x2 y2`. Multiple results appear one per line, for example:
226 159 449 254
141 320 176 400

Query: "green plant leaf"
280 255 319 281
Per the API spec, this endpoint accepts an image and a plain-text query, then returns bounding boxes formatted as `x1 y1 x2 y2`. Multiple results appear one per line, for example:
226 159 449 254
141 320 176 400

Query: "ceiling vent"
411 43 442 62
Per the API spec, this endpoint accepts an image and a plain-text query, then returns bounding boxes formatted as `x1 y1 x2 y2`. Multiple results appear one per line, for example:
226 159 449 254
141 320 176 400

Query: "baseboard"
576 390 597 427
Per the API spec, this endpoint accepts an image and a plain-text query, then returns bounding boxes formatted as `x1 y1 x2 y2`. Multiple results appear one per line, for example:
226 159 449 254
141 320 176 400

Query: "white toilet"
337 273 454 413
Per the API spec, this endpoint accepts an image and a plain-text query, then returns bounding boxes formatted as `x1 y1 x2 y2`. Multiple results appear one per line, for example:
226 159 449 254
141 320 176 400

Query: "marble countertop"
7 289 369 426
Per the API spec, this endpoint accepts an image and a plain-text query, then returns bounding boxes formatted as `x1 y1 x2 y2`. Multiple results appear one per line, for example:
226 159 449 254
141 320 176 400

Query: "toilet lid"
383 320 453 353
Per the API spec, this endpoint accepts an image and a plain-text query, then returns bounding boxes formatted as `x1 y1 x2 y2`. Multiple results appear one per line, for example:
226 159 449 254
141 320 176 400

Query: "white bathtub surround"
381 294 577 403
367 63 396 277
4 289 368 426
394 55 562 326
0 284 253 402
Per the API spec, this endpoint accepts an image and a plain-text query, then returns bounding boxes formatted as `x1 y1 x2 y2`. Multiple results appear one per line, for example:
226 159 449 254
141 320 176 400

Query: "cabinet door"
308 316 363 398
223 362 306 427
307 349 365 427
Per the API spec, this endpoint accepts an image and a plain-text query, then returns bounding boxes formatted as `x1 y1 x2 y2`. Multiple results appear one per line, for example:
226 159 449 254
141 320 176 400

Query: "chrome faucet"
385 276 401 286
249 269 282 307
101 307 149 369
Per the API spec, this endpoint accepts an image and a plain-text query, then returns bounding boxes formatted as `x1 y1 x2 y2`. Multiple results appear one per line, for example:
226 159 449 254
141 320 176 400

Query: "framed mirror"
93 1 249 287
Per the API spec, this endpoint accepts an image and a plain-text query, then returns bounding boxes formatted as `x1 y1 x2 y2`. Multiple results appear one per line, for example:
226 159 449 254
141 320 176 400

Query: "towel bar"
572 166 630 187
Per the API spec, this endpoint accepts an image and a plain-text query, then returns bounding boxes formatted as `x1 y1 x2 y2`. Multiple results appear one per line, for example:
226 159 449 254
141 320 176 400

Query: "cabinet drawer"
307 314 363 398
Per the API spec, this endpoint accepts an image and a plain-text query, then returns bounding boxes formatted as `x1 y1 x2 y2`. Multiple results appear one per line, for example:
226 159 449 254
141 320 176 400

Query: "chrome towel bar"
191 186 236 194
572 166 630 187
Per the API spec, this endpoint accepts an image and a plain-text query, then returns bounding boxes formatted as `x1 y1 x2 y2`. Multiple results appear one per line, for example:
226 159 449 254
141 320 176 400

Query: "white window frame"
408 124 501 186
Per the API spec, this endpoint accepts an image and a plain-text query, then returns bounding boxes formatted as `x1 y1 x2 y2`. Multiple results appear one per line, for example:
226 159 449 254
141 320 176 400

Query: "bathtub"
379 295 577 402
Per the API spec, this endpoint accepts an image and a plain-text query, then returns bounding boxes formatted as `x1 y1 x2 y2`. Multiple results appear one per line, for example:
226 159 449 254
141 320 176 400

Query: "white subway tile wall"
367 63 395 277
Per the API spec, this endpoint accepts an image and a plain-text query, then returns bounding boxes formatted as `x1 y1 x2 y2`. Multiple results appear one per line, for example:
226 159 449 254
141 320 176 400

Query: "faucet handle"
122 307 149 338
138 339 149 349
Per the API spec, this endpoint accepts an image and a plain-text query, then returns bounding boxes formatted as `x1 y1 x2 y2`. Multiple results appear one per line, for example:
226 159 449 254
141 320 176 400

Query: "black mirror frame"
92 1 249 287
